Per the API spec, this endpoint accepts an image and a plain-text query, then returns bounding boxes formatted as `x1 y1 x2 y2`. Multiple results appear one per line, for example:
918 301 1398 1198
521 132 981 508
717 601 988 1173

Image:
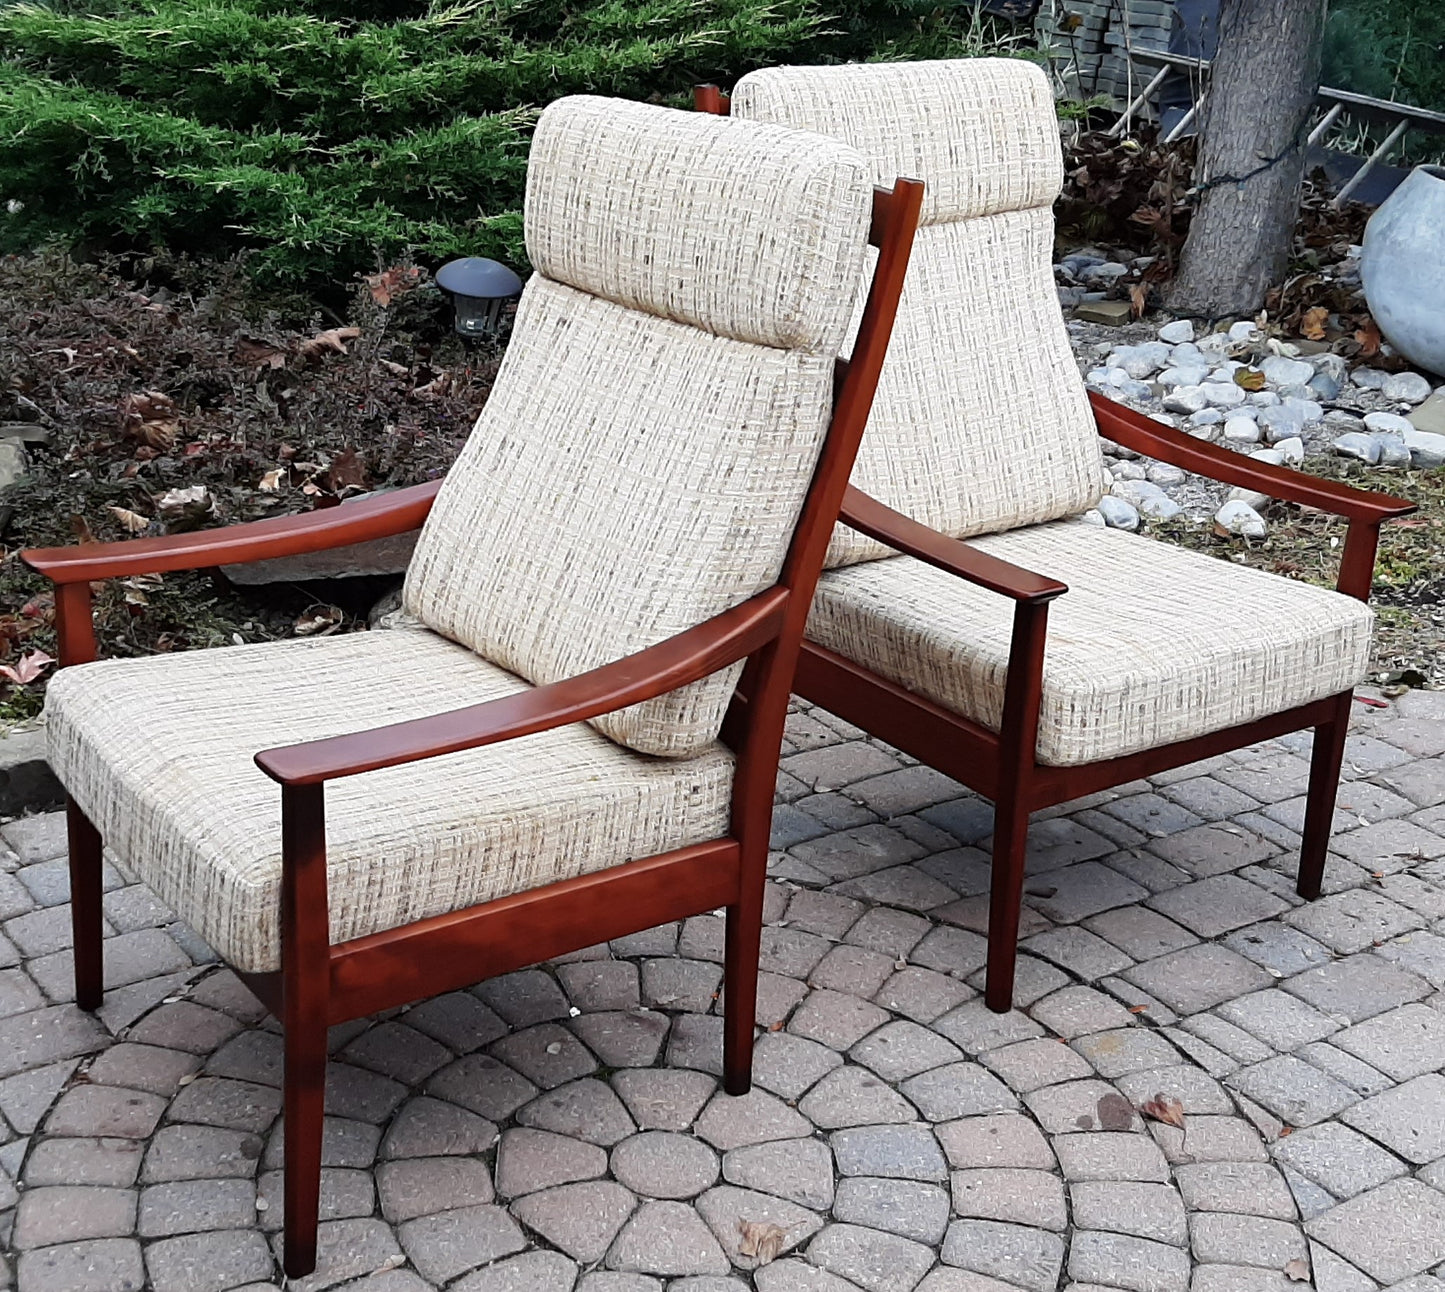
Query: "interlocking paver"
1304 1179 1445 1283
5 728 1443 1292
15 1237 145 1292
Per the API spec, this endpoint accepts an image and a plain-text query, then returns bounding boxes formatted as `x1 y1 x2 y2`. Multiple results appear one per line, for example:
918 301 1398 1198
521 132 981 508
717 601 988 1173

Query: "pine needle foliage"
0 0 1020 287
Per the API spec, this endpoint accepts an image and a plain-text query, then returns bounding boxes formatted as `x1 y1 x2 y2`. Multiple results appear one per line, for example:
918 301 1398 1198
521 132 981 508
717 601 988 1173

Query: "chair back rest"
731 59 1102 566
405 96 873 756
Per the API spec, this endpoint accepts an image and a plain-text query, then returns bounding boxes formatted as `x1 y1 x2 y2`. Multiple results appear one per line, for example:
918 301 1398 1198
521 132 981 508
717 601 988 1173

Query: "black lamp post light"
435 257 524 338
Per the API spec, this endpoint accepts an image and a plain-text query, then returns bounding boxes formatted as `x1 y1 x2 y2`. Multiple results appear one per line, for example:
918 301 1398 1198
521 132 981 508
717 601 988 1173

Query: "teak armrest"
255 586 791 786
840 486 1069 604
1090 393 1415 523
21 481 443 585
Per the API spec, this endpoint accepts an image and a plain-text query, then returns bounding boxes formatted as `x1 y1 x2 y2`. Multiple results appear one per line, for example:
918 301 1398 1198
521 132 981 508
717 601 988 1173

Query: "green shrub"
0 0 1022 288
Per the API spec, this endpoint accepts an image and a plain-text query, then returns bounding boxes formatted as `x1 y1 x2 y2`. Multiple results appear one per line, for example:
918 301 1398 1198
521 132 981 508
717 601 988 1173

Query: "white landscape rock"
1147 463 1187 485
1110 460 1147 481
1158 319 1195 344
1248 448 1286 467
1214 499 1267 538
1249 390 1281 407
1259 355 1314 388
1351 367 1390 390
1079 508 1106 527
1404 429 1445 468
1159 366 1209 390
1332 432 1382 465
1378 436 1413 467
1228 485 1272 512
1163 385 1209 414
1382 372 1432 404
1097 496 1141 531
1282 397 1324 424
1227 320 1260 344
1363 411 1416 436
1273 437 1305 466
1222 416 1262 445
1259 405 1307 443
1202 382 1246 408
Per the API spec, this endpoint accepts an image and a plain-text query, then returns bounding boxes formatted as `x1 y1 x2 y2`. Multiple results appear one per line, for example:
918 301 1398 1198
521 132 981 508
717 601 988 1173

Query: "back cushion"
732 59 1102 567
405 96 872 757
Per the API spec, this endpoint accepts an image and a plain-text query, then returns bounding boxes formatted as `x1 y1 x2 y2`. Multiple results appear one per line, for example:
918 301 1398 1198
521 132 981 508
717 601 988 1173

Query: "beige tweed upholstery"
46 631 736 972
731 59 1103 567
808 522 1374 766
406 96 873 755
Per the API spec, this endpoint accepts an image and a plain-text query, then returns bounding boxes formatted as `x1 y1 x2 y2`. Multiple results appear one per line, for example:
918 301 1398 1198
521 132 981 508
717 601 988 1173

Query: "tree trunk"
1166 0 1326 318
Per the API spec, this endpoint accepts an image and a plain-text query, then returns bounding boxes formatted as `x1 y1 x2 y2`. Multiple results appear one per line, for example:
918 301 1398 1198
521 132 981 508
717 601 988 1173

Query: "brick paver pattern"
0 687 1443 1292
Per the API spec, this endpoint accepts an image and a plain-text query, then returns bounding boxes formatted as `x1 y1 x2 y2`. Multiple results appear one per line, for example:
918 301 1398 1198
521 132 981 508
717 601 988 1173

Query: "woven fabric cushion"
526 94 872 353
46 630 734 973
808 522 1374 766
731 59 1062 225
731 58 1102 566
406 98 873 757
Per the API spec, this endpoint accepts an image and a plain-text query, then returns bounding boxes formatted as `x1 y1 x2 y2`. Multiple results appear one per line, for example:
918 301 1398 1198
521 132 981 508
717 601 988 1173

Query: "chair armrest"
839 487 1068 604
1090 392 1416 523
21 481 443 585
255 586 791 786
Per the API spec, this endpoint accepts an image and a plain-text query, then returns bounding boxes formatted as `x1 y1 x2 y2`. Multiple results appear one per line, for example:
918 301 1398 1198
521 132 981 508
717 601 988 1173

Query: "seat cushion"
46 630 734 973
807 521 1374 767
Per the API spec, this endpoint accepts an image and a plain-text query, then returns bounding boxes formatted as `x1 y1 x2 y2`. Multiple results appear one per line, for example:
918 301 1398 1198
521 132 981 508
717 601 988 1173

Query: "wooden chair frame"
23 177 923 1277
695 83 1416 1013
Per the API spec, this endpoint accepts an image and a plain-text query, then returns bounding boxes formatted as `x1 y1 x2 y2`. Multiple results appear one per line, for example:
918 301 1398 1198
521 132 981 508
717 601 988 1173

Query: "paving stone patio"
0 688 1443 1292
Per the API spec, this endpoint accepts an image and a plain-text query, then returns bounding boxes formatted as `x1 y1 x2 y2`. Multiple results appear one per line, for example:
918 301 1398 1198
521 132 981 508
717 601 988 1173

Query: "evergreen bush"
0 0 1021 288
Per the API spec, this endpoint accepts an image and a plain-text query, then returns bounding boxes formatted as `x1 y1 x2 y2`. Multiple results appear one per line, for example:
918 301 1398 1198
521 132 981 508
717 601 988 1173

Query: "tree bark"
1166 0 1326 318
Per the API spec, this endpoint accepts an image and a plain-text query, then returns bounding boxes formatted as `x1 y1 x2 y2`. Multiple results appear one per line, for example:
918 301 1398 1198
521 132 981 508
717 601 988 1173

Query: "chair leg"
985 784 1031 1014
722 885 763 1096
1297 691 1353 901
283 1017 328 1278
65 797 103 1011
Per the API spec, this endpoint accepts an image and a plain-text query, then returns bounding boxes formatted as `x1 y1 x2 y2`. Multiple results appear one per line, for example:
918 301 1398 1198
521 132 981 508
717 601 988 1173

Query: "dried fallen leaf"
258 468 285 492
1233 367 1267 391
365 265 424 307
71 514 98 545
107 505 149 533
119 390 181 451
413 371 451 401
1128 282 1148 320
1139 1093 1185 1129
294 606 343 637
326 448 367 492
1355 319 1382 358
235 337 288 369
298 326 362 361
379 359 411 377
1283 1258 1310 1282
156 485 212 517
738 1220 790 1265
0 650 55 686
1299 306 1329 341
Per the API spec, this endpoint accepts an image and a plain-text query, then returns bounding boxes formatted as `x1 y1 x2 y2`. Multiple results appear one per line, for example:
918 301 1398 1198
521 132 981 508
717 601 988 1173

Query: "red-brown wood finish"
24 174 923 1276
702 73 1414 1015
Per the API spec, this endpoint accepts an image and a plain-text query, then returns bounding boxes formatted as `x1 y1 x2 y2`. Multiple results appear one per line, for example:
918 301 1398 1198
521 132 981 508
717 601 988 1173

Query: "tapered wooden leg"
283 1016 327 1278
986 786 1031 1014
281 783 330 1279
65 797 103 1011
723 883 762 1096
1297 691 1353 900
